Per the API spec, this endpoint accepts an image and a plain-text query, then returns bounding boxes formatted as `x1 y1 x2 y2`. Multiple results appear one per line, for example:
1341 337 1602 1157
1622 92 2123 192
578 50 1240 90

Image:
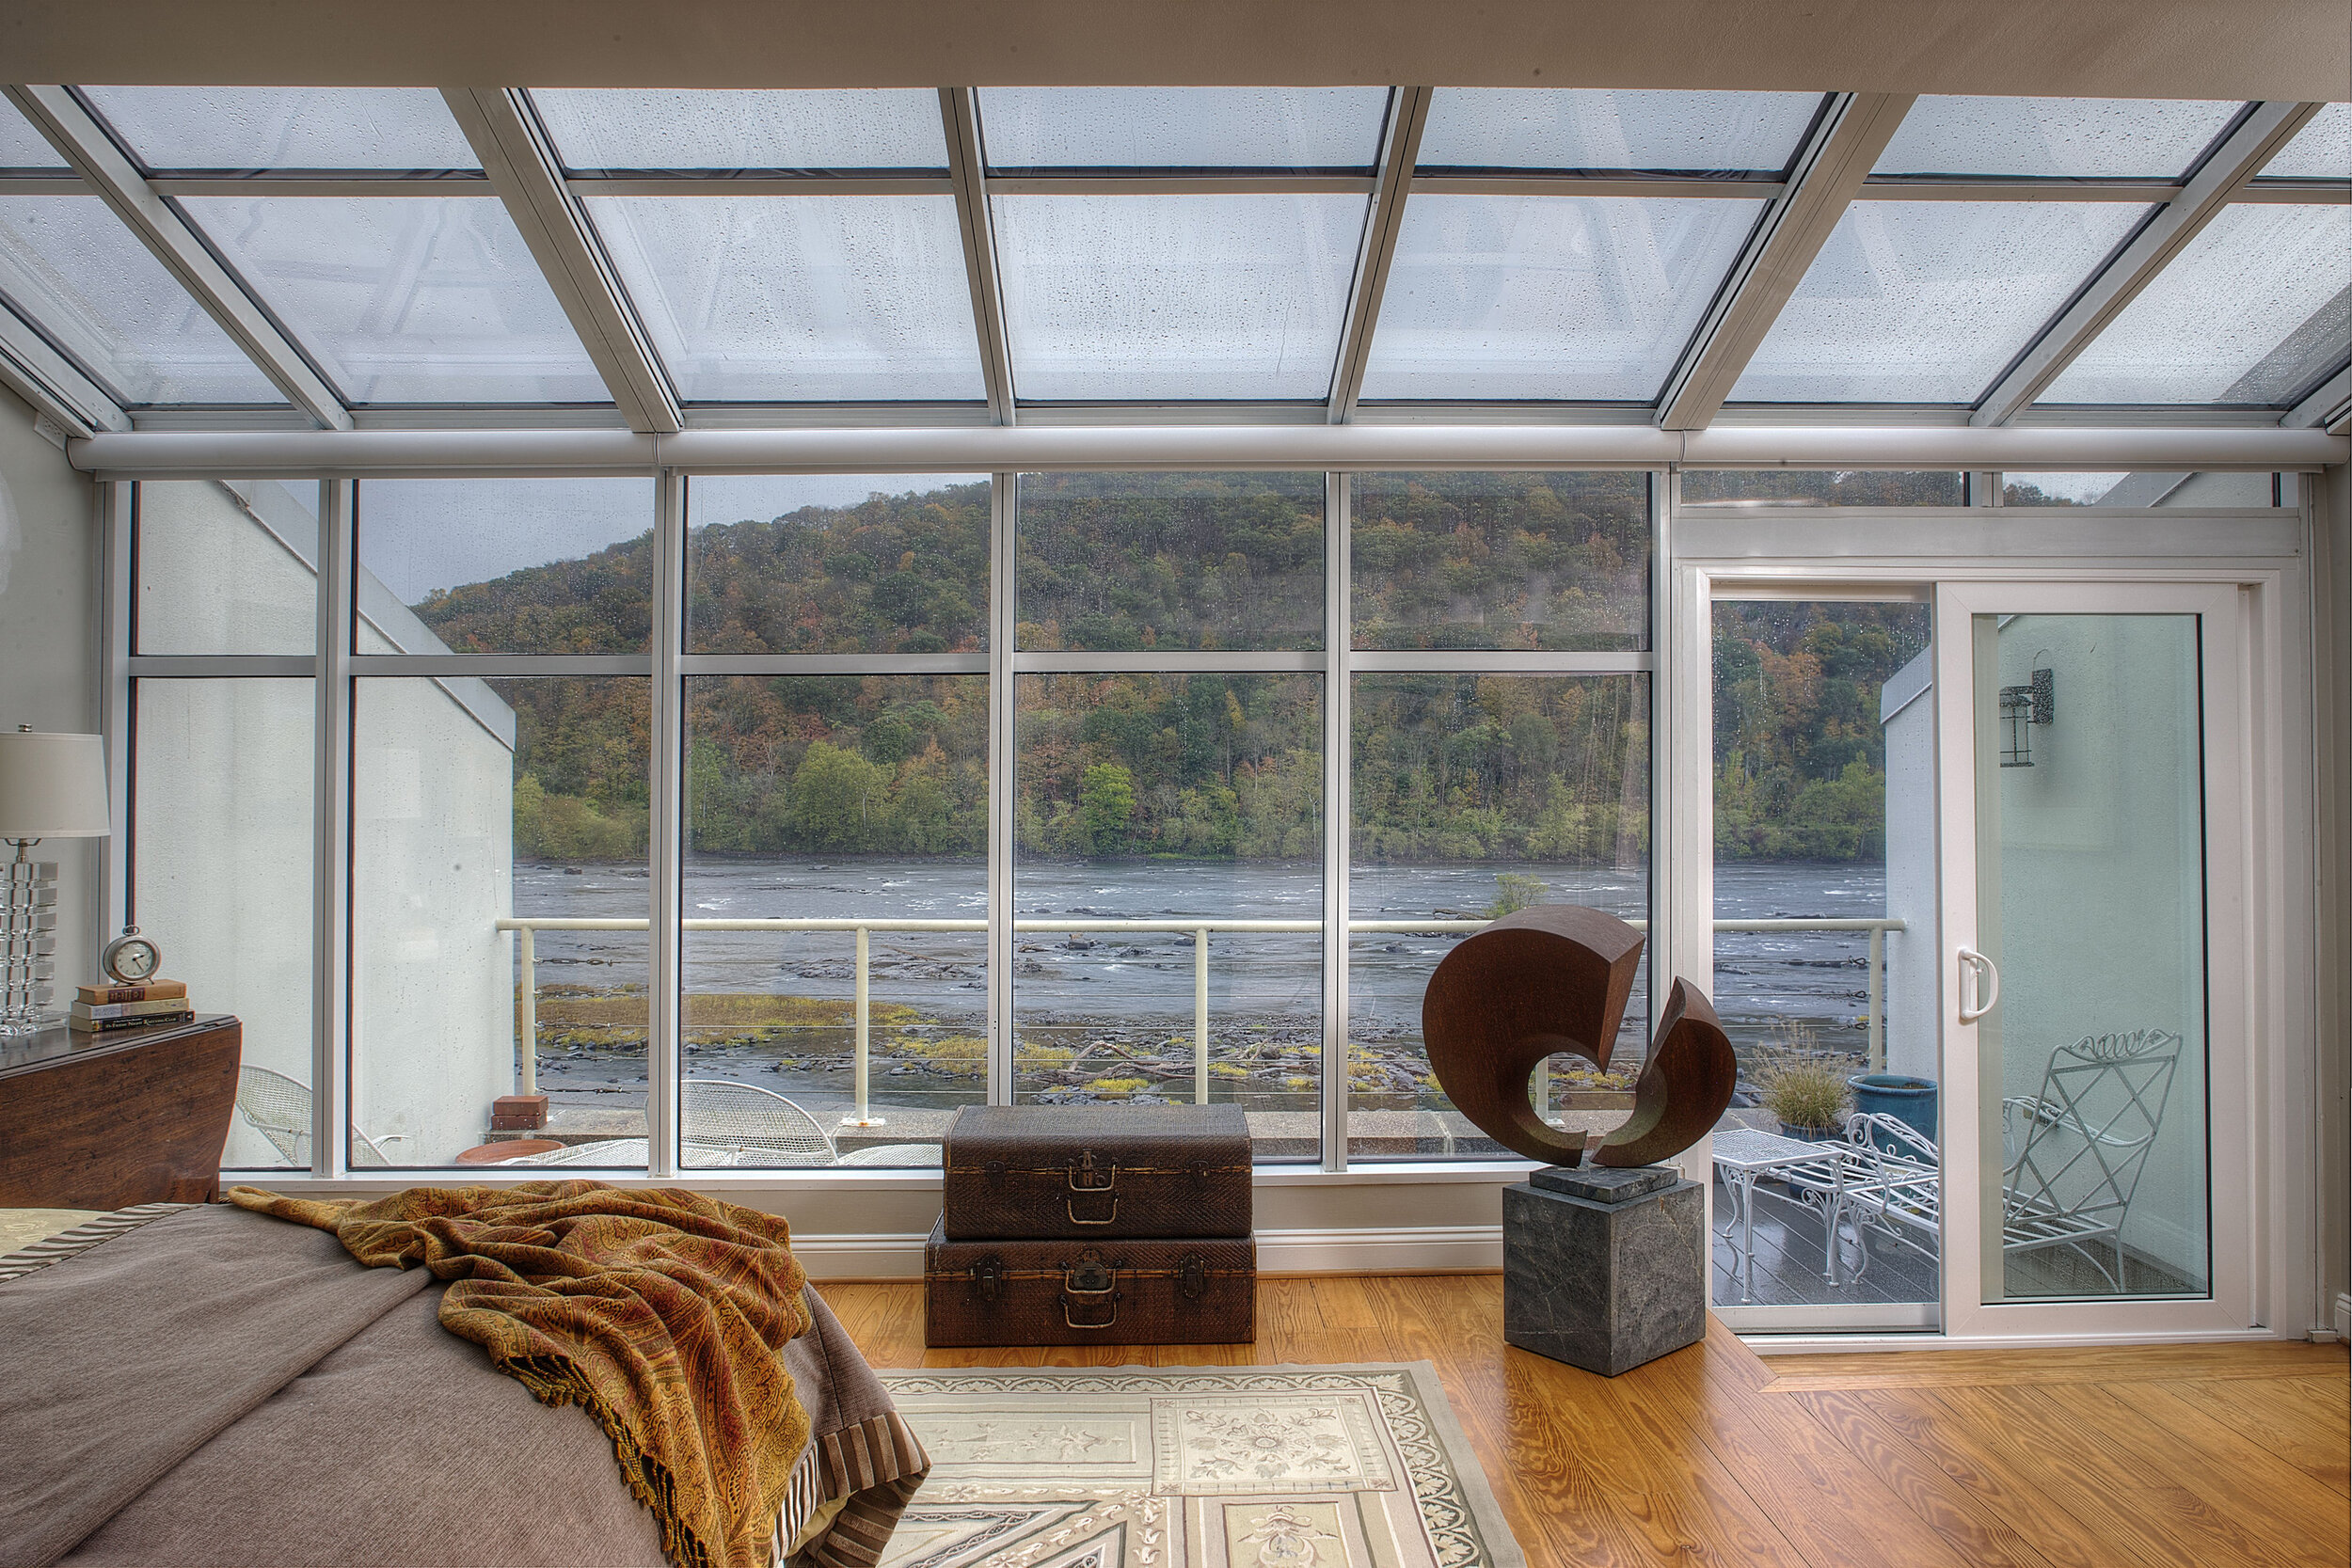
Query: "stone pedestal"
1502 1164 1705 1377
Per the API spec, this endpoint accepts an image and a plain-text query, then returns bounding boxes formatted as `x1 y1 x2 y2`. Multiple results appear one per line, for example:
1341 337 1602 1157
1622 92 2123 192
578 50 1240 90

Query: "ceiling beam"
441 88 681 435
5 85 352 431
942 88 1016 425
1970 101 2323 427
0 304 131 434
1654 93 1916 433
1328 87 1430 424
63 421 2348 480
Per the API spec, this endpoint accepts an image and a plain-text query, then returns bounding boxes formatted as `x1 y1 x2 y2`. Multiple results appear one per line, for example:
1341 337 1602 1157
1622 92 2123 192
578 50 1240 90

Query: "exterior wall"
130 478 517 1167
1982 613 2210 1286
0 387 100 993
1880 647 1938 1085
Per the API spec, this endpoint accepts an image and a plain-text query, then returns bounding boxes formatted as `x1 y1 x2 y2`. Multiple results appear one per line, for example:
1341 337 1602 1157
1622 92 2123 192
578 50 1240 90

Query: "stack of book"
70 979 193 1033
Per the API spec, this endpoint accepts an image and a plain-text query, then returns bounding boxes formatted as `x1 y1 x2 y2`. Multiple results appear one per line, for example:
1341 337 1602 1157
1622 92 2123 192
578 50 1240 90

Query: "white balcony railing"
498 914 1906 1125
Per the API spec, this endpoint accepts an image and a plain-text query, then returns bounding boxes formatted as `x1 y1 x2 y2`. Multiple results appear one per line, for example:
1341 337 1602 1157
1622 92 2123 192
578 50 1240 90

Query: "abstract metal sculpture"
1422 905 1736 1167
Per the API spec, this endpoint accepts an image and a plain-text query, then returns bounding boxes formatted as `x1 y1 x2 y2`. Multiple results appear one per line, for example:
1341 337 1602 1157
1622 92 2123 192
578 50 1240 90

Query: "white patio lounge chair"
1822 1027 2185 1293
679 1079 837 1166
235 1063 403 1167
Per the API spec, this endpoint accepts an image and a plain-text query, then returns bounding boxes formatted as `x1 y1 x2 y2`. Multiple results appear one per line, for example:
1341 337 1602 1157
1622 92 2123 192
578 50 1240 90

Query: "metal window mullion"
987 472 1017 1103
1646 470 1676 1038
6 87 352 432
1655 92 1917 432
1971 101 2326 427
96 482 132 948
314 479 354 1178
1328 87 1430 424
943 91 1016 425
0 305 129 436
1322 473 1353 1171
645 471 686 1177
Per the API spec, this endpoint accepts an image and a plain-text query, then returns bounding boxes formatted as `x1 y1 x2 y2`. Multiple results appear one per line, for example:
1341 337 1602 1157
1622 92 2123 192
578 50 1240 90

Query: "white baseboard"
2334 1291 2350 1341
789 1225 1505 1280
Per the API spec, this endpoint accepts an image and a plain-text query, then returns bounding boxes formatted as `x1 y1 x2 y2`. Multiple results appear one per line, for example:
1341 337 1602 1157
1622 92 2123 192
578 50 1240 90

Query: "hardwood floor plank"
1791 1388 2058 1568
2036 1379 2347 1568
1915 1385 2209 1568
813 1275 2345 1568
1653 1343 1979 1568
2155 1373 2351 1495
1759 1338 2348 1390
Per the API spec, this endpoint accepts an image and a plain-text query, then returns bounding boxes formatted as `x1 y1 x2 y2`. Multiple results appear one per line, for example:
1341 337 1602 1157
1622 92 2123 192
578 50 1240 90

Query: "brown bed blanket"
227 1181 811 1568
0 1200 928 1568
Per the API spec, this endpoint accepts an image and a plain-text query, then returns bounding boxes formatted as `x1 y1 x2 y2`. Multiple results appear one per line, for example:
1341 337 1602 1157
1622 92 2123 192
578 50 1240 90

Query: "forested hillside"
1711 602 1929 861
424 473 1896 863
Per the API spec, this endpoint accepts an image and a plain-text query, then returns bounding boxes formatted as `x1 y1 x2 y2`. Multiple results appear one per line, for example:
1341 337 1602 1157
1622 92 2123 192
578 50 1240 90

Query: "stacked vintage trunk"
924 1104 1257 1346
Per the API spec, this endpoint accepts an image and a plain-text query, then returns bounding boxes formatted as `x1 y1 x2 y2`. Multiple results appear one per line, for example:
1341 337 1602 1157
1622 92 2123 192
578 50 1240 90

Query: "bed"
0 1194 929 1568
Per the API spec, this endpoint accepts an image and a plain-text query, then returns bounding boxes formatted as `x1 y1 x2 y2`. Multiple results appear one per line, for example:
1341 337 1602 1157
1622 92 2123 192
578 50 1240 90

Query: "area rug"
871 1364 1523 1568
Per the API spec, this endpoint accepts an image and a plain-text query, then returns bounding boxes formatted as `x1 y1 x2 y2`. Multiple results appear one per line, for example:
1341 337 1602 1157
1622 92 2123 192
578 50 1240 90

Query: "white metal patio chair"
679 1079 836 1166
1821 1111 1941 1285
2000 1029 2182 1291
234 1063 403 1167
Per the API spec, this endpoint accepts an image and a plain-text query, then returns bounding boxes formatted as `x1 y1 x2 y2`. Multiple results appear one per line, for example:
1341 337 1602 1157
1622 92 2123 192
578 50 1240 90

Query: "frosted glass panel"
181 196 606 404
583 195 983 402
1419 88 1820 171
0 195 282 404
1731 201 2147 404
978 87 1389 169
532 88 948 171
1360 194 1763 401
0 100 65 169
993 193 1363 401
2041 203 2352 405
82 87 479 171
2261 103 2352 179
1874 97 2241 178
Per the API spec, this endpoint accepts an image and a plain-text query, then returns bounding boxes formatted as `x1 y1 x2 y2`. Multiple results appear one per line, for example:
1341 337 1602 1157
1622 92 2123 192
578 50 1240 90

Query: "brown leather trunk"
924 1220 1256 1346
940 1104 1252 1241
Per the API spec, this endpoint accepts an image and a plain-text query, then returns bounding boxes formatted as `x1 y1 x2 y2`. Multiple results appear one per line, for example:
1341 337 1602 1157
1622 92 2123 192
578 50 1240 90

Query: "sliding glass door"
1933 580 2251 1337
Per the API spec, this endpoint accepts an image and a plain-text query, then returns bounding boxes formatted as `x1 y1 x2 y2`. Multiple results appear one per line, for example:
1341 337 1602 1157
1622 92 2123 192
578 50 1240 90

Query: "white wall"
0 387 100 994
1881 647 1938 1087
130 478 518 1167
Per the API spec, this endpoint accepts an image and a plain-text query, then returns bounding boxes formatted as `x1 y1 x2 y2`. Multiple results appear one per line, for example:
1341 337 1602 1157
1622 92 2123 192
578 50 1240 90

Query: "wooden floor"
817 1275 2350 1568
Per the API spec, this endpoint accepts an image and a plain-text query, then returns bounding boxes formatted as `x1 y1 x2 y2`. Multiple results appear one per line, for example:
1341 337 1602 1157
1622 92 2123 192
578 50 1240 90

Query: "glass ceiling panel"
1730 200 2148 404
1359 194 1764 402
977 87 1389 170
80 87 479 172
0 195 282 404
2260 103 2352 179
0 100 66 170
532 88 948 172
580 194 983 402
1417 88 1820 172
179 196 605 404
1872 96 2242 178
993 192 1364 401
2040 202 2352 405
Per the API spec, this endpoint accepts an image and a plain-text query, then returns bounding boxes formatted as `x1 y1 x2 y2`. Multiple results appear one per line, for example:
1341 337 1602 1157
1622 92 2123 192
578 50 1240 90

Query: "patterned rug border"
875 1361 1524 1568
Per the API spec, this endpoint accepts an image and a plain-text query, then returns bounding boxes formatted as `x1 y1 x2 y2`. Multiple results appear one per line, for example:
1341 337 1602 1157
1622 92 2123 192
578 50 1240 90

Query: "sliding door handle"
1957 946 2000 1023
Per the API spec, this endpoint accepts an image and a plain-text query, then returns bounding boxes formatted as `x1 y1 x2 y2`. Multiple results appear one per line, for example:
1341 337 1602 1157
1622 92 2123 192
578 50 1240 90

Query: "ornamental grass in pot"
1760 1056 1852 1142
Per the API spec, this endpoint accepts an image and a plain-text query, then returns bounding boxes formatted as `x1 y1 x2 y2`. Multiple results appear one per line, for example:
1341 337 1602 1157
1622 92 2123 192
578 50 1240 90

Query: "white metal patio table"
1711 1127 1851 1304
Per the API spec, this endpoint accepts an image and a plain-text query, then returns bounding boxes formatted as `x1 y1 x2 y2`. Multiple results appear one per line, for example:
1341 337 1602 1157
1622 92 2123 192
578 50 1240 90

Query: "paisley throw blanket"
228 1180 812 1568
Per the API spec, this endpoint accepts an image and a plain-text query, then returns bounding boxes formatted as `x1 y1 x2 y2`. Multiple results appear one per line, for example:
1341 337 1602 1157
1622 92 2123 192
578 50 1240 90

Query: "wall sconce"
1998 663 2056 768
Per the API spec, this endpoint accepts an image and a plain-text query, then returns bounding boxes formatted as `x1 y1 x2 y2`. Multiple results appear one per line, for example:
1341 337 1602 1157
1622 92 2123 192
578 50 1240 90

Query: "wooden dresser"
0 1015 241 1210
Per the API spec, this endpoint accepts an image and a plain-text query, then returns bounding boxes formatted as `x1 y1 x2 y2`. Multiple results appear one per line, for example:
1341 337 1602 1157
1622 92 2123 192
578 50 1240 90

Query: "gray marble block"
1502 1163 1705 1377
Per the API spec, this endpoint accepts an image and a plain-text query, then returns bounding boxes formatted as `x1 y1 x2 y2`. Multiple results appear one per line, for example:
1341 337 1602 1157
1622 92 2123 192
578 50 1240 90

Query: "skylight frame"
0 80 2340 439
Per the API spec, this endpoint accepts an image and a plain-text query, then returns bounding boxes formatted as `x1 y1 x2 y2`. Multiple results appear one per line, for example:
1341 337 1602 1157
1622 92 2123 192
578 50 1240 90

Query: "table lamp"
0 727 110 1034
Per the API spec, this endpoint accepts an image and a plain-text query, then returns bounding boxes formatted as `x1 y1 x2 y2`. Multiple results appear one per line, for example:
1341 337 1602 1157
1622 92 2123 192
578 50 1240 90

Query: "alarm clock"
102 926 163 986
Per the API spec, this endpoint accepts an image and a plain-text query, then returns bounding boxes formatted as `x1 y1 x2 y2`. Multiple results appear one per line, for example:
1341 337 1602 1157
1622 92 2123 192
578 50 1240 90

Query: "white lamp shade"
0 731 111 838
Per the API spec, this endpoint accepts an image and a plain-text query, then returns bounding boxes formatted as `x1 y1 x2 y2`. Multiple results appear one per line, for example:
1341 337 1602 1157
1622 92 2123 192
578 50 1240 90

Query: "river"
518 856 1893 1113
